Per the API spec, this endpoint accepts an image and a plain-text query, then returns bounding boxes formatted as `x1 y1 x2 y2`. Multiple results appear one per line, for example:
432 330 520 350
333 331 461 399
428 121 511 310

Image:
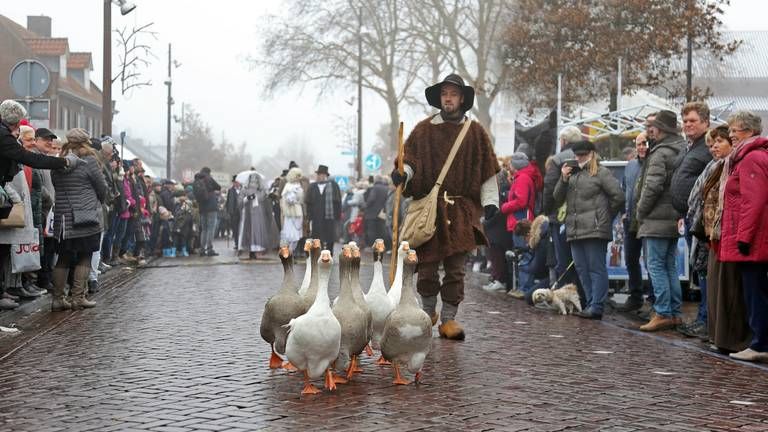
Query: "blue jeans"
643 237 682 317
200 211 218 252
570 239 609 315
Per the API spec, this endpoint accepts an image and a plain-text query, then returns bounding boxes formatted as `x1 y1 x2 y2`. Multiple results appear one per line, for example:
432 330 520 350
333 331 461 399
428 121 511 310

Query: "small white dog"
531 284 582 315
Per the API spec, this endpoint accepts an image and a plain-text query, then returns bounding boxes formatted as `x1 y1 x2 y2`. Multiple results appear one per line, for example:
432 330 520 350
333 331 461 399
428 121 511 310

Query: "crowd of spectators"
477 102 767 363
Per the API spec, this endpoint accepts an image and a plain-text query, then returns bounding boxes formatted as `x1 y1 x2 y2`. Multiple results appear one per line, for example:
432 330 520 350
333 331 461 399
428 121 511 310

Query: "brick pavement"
0 251 767 431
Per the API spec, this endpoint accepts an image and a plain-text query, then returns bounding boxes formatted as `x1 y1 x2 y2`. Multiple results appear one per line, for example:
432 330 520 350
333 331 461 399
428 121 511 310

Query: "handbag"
400 119 472 248
62 182 100 228
0 202 26 228
11 229 41 273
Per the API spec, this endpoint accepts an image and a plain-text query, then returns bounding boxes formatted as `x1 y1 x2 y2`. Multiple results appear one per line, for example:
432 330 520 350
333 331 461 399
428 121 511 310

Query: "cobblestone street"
1 249 767 431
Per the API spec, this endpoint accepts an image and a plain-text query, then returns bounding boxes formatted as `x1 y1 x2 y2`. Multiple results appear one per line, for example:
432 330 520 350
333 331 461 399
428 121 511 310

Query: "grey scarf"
319 181 334 220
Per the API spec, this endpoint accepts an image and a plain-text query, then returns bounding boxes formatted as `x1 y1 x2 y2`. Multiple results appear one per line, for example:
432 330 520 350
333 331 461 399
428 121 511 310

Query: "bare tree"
406 0 513 133
251 0 423 153
114 22 157 96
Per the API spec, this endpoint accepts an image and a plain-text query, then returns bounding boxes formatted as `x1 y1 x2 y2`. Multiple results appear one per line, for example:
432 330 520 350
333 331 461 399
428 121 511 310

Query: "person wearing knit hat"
501 151 544 295
49 127 108 311
509 152 529 171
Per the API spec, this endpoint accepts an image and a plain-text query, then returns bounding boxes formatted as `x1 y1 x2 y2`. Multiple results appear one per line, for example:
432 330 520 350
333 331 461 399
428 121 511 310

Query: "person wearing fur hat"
280 167 304 252
390 73 500 340
50 129 108 311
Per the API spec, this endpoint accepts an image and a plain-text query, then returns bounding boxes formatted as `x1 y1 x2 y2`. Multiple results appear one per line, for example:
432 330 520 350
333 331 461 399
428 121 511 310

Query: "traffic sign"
334 175 350 190
10 59 50 98
364 153 382 171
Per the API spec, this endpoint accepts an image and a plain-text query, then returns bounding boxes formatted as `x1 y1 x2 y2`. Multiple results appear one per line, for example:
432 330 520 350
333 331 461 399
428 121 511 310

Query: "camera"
564 159 581 172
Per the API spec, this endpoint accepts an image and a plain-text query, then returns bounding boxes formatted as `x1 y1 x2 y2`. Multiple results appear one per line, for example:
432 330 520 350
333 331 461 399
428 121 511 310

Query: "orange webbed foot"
376 355 391 366
282 361 298 371
269 350 283 369
301 383 322 395
332 373 348 384
324 369 338 391
365 343 374 356
392 363 411 385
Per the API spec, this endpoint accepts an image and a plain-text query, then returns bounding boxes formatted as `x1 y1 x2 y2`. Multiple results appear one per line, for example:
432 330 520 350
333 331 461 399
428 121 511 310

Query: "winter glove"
390 168 407 187
737 241 750 256
63 153 85 169
484 205 498 220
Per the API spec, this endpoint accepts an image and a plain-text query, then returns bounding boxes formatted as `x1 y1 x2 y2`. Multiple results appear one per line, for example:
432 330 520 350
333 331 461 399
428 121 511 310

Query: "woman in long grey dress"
238 172 279 259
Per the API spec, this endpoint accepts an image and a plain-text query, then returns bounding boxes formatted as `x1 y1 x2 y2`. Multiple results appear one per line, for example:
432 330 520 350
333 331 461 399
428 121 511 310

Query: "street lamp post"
101 0 136 138
165 43 173 179
356 7 363 182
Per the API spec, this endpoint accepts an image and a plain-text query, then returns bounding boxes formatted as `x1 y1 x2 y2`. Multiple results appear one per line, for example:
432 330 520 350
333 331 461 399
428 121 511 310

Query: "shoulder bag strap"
435 119 472 187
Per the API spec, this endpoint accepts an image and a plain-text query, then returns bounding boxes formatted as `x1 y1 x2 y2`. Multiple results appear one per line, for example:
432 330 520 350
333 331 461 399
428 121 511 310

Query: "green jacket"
553 163 624 242
634 134 685 238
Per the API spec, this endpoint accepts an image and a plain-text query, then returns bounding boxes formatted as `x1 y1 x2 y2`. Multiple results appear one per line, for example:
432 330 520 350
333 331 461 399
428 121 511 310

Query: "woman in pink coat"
719 111 768 363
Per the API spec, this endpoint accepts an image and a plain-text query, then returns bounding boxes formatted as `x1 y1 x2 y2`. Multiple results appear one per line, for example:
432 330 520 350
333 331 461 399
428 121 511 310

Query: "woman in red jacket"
500 152 543 297
719 111 768 363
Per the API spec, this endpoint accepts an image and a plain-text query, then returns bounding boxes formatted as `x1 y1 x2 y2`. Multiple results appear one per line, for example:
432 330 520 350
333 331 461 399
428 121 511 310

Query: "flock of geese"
259 239 433 396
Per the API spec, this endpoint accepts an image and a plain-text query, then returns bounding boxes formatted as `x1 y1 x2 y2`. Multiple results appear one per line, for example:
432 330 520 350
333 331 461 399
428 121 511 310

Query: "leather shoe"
639 315 677 332
0 298 19 310
575 310 603 320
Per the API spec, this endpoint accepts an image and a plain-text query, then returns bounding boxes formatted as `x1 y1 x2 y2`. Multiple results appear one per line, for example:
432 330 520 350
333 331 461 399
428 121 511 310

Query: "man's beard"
440 104 463 122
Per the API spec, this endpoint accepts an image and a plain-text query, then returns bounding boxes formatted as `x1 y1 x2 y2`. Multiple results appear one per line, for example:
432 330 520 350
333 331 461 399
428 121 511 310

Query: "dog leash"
550 261 575 290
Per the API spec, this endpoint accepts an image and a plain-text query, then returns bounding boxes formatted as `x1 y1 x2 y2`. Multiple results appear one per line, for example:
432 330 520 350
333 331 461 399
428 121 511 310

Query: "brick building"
0 14 103 136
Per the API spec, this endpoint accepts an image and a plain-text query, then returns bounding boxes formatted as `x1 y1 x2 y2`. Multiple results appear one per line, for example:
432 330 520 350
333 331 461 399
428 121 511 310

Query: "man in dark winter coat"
391 74 499 340
669 102 713 338
363 176 389 247
634 110 685 332
194 167 222 256
670 102 712 216
305 165 342 253
226 177 242 249
611 131 653 312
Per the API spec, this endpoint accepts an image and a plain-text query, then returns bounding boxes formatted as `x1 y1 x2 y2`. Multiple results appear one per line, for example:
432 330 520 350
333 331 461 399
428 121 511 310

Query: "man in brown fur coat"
391 74 499 340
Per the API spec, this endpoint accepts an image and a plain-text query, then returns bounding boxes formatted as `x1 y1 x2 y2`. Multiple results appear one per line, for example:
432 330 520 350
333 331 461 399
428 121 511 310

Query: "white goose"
387 241 410 307
300 239 322 310
259 244 307 369
297 239 313 297
380 250 432 385
331 246 369 382
284 250 342 395
364 239 395 363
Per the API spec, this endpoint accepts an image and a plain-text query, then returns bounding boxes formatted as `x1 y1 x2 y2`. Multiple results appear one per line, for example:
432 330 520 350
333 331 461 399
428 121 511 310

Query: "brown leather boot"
51 267 71 312
438 320 465 340
70 264 96 310
639 315 676 332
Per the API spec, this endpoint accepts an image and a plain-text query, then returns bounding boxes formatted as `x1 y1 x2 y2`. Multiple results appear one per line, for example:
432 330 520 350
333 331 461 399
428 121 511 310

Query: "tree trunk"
474 93 494 143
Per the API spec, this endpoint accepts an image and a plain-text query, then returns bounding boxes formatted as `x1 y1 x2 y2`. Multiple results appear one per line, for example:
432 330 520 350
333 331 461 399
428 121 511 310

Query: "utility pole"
102 0 111 137
166 43 172 179
356 6 363 181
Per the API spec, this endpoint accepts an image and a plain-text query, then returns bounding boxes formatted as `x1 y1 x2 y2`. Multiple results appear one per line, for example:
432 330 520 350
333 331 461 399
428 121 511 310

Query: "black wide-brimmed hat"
650 110 680 134
315 164 330 176
425 74 475 112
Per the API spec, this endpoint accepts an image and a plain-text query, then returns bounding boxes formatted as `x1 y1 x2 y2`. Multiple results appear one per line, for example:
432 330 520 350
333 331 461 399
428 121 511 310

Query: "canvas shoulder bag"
400 119 472 248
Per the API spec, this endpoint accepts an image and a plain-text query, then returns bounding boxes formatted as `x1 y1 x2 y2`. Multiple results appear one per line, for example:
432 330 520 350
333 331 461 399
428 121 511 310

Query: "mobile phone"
564 159 579 169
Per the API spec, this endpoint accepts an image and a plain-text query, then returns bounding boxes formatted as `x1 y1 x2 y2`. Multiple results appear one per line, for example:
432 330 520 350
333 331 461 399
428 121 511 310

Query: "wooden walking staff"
389 122 405 285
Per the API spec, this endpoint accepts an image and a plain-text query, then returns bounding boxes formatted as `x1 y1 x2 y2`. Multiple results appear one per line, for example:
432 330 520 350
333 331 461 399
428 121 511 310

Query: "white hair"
19 125 35 139
558 126 582 145
0 100 27 125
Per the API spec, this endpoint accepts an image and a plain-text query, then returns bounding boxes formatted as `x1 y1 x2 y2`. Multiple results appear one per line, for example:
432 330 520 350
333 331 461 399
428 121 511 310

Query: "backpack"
531 185 543 217
192 176 208 203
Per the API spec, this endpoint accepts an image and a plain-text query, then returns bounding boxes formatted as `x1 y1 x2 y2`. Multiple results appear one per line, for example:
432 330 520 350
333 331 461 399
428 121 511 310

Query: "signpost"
334 175 350 191
364 153 382 172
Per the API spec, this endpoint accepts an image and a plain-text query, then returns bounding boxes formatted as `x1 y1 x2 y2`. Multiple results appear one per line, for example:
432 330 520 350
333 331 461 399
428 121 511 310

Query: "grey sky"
4 1 767 178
